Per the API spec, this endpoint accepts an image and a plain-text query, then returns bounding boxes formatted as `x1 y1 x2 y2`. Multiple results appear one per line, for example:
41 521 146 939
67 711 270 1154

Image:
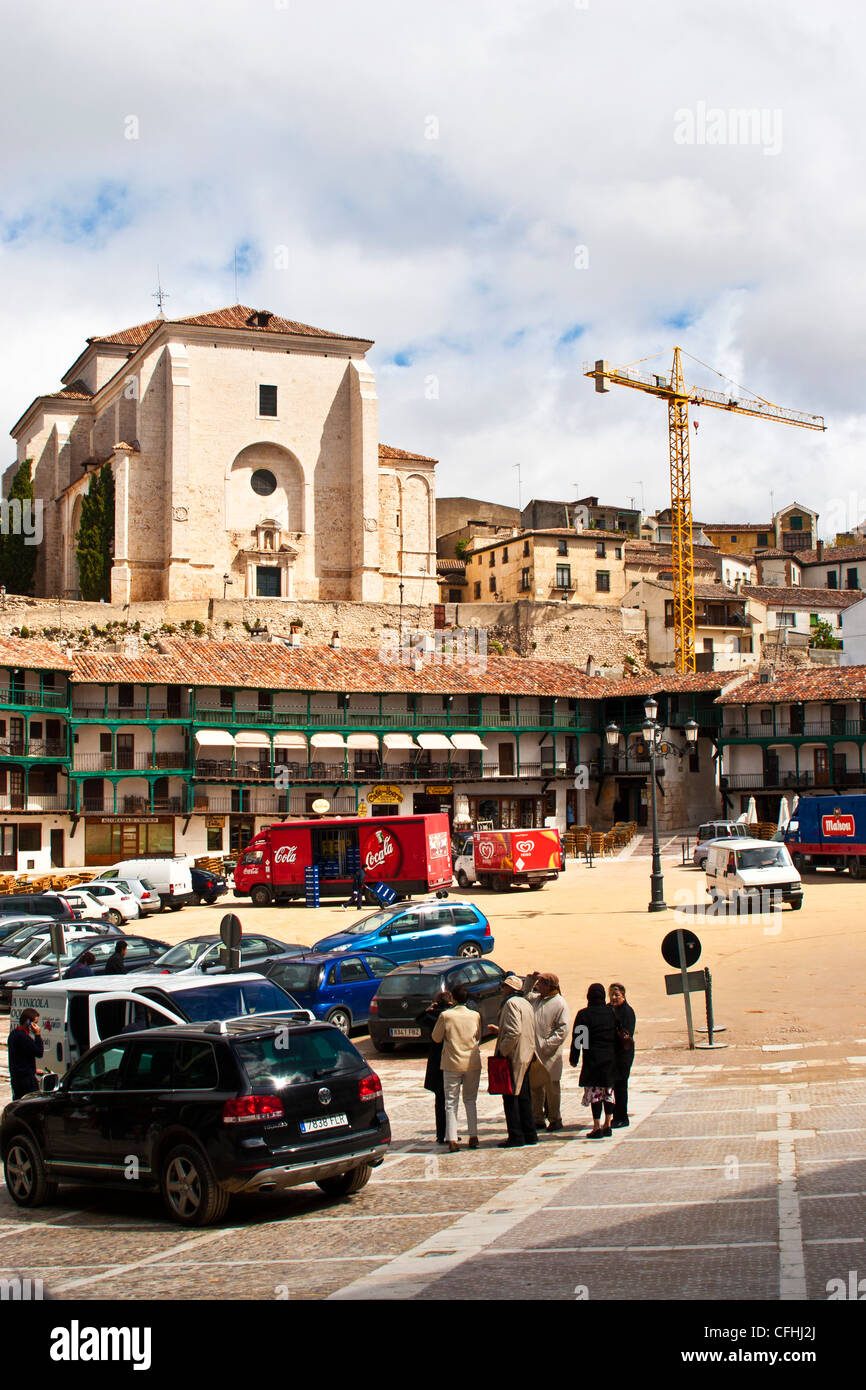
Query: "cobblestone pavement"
1 1040 864 1301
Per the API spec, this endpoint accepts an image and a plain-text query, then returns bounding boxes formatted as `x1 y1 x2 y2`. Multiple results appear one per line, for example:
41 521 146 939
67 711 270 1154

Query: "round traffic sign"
220 913 243 950
661 928 701 968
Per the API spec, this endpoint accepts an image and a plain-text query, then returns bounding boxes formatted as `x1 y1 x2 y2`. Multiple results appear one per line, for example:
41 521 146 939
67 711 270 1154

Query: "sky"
1 0 863 535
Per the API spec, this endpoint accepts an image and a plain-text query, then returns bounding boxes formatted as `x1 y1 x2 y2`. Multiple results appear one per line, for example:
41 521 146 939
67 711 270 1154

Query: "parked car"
0 918 120 960
0 934 171 1006
705 837 803 911
0 894 78 922
368 957 510 1053
70 881 141 925
145 933 307 975
0 914 58 944
111 878 162 915
96 858 195 910
0 921 125 976
44 889 111 922
1 1017 391 1225
243 951 398 1034
692 820 749 868
190 867 228 906
312 900 493 963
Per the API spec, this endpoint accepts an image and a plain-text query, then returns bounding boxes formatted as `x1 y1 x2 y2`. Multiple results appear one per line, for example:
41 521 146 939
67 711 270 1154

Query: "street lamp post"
643 696 666 912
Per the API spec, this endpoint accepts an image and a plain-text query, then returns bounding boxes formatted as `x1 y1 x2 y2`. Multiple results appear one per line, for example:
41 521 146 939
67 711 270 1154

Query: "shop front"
84 815 175 866
412 783 454 819
466 793 550 829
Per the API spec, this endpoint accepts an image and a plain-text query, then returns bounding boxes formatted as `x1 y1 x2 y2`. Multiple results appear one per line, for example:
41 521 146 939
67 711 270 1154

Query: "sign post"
219 912 243 972
49 921 66 981
661 928 702 1050
695 967 728 1049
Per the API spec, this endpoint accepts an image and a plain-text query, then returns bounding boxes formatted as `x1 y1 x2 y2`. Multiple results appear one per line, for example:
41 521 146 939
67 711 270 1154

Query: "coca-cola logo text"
363 830 399 874
274 844 299 863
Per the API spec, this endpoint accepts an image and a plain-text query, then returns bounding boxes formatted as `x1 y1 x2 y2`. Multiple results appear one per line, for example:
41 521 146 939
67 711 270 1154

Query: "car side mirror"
40 1072 59 1094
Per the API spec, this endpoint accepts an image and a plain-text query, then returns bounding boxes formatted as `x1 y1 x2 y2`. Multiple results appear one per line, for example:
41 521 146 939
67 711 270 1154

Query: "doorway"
50 829 64 867
229 816 257 856
814 749 830 786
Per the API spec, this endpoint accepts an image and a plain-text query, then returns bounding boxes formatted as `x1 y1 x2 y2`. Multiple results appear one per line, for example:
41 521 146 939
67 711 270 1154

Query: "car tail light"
369 998 378 1014
484 923 491 936
359 1072 382 1103
222 1095 285 1125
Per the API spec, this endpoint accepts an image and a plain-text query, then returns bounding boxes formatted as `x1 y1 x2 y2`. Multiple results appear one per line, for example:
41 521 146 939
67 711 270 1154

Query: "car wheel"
456 941 482 959
192 894 203 906
160 1144 229 1227
251 885 271 908
3 1134 58 1208
316 1163 373 1197
456 870 471 889
168 903 183 912
108 909 124 926
326 1008 352 1035
789 898 803 911
371 1036 396 1053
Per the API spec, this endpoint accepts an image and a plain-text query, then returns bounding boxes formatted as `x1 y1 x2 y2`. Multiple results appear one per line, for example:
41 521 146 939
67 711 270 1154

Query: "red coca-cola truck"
454 827 563 892
232 814 453 906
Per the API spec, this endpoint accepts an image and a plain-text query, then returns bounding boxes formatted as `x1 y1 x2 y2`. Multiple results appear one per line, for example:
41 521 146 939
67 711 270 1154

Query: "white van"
10 972 310 1074
705 837 803 912
96 858 194 910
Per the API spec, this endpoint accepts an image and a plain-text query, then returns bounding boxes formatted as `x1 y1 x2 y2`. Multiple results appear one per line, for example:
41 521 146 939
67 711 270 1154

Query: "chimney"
330 630 341 650
816 539 824 562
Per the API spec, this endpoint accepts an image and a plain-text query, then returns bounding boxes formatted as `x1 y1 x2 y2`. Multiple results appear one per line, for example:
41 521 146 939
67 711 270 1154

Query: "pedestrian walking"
570 983 617 1138
342 864 366 909
431 985 482 1152
421 989 455 1144
492 974 538 1148
609 981 636 1128
528 973 570 1131
7 1008 44 1100
103 940 128 975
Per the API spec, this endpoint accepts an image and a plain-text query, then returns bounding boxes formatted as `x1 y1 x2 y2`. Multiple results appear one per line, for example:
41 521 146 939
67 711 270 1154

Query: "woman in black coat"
421 990 455 1144
609 982 636 1128
570 982 617 1138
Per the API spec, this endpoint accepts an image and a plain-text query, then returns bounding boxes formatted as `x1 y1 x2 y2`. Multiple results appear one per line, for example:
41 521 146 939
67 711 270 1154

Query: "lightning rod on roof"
152 268 169 319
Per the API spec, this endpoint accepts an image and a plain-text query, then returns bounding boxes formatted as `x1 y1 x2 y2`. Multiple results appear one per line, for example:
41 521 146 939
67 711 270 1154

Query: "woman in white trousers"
431 984 483 1152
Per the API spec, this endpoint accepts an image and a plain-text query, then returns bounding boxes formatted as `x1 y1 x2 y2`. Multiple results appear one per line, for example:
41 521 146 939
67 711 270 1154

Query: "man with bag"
528 973 570 1132
490 974 538 1148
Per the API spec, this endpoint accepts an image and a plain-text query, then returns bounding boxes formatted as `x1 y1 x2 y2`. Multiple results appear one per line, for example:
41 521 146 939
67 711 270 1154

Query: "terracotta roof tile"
379 443 438 463
743 585 863 609
46 379 93 401
799 542 866 564
717 667 866 704
436 559 467 573
0 637 73 671
87 305 370 349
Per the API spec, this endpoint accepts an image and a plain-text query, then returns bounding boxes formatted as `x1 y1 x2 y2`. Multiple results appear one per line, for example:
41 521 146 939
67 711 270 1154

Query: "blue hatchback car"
247 951 398 1034
312 900 493 964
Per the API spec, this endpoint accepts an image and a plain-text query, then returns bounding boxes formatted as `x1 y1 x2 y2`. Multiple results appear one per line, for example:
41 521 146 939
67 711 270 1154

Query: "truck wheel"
789 897 803 910
456 870 471 889
168 903 183 912
160 1144 229 1227
850 857 866 881
3 1134 58 1208
250 885 271 907
528 882 543 891
316 1163 373 1198
491 878 507 893
457 941 482 959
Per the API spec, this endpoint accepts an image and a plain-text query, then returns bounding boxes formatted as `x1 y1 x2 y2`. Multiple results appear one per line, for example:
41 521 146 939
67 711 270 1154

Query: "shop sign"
90 815 152 823
357 801 369 817
205 816 225 829
367 785 404 804
425 784 453 795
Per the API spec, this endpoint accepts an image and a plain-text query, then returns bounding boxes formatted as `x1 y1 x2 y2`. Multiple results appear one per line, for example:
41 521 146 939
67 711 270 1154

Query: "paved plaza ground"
1 839 864 1303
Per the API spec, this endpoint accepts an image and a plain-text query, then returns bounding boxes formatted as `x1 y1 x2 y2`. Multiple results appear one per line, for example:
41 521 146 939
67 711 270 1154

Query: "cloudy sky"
2 0 862 533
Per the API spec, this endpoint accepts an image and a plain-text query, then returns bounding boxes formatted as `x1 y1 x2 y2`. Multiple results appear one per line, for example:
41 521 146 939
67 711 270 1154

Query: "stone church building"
9 305 437 603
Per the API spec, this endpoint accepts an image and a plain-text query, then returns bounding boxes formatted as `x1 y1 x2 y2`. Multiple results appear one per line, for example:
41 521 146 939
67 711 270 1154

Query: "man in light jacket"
431 984 482 1152
493 974 538 1148
528 973 570 1132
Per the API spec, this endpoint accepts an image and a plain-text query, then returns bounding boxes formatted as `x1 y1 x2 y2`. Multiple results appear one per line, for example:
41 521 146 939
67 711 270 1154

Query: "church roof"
87 305 371 348
378 443 438 463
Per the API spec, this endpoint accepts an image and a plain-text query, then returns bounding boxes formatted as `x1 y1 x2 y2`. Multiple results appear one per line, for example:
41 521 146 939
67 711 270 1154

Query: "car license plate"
390 1027 422 1038
300 1112 349 1134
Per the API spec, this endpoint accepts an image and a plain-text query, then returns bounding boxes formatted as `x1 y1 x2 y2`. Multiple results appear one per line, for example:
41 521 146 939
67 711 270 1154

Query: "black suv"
2 1018 390 1226
369 957 509 1052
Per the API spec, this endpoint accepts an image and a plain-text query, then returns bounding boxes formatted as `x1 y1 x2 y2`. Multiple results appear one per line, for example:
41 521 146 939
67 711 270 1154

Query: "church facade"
9 305 437 604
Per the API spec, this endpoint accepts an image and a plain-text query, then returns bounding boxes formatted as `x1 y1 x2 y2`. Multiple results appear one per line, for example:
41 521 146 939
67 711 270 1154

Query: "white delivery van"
10 972 311 1074
705 837 803 912
96 858 195 910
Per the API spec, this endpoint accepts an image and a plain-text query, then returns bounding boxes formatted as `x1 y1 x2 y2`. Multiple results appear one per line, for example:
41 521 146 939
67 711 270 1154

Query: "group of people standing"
423 974 636 1148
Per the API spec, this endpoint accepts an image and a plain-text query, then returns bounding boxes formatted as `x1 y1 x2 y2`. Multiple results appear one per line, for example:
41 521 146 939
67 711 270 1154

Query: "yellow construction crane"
585 348 825 672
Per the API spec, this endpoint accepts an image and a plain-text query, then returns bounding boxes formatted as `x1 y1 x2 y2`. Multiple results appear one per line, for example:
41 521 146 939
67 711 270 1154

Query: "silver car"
692 820 749 868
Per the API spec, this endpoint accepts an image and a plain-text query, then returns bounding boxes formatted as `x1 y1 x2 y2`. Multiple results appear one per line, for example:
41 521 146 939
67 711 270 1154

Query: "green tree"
76 464 115 601
809 618 842 650
0 457 38 594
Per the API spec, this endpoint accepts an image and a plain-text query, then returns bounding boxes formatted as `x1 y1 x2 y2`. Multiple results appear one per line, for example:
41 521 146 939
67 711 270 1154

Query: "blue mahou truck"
783 794 866 878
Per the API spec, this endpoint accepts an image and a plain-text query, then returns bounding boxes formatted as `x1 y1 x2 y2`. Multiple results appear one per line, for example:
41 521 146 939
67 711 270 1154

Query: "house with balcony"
742 586 859 660
0 638 73 870
702 502 818 558
798 540 866 593
622 579 758 670
716 666 866 820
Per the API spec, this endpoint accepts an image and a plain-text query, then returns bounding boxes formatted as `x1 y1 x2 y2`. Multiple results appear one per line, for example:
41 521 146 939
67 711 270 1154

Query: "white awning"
273 732 308 749
311 732 346 749
417 733 454 750
195 730 236 748
234 731 271 747
384 733 420 750
347 733 380 750
450 732 485 751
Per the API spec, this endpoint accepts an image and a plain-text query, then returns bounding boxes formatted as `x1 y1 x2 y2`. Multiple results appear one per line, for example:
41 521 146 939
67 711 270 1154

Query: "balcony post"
145 686 150 718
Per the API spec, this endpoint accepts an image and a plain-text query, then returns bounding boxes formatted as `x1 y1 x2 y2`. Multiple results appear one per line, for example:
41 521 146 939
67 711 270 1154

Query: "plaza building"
8 305 437 606
1 635 729 868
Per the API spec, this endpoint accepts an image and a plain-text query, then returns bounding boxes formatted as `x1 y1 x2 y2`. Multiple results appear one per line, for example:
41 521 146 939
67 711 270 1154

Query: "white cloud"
1 0 863 534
